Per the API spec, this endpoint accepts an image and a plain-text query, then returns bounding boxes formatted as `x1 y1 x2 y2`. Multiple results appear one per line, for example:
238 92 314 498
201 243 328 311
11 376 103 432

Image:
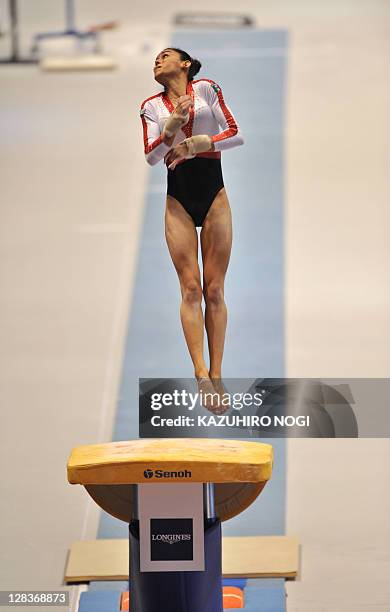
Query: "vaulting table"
67 438 273 612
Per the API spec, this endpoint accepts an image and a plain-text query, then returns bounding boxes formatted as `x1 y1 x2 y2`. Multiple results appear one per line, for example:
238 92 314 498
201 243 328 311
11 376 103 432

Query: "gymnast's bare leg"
165 194 209 379
201 187 232 380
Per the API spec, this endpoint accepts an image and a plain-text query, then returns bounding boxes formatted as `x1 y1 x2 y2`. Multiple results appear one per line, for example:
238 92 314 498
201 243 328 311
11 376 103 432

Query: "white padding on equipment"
40 55 117 72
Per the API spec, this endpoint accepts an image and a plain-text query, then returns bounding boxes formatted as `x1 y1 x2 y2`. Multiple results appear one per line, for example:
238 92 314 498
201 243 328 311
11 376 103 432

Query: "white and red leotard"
140 79 244 165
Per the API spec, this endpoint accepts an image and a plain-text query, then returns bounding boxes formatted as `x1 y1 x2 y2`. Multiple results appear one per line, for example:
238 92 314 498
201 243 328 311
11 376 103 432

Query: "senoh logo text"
143 468 192 479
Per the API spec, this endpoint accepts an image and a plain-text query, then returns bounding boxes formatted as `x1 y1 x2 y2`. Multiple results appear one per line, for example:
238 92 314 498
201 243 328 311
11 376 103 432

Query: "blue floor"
79 580 286 612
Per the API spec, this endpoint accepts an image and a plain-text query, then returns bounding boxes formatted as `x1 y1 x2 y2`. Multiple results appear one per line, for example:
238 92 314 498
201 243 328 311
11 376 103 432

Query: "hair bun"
189 58 202 80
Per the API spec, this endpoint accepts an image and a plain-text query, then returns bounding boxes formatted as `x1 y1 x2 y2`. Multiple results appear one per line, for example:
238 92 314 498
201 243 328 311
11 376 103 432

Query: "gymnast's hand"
162 95 193 142
166 135 213 170
165 142 190 170
175 95 193 119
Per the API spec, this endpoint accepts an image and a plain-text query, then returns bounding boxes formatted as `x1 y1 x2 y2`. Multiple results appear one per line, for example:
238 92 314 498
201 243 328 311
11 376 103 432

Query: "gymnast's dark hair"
168 47 202 81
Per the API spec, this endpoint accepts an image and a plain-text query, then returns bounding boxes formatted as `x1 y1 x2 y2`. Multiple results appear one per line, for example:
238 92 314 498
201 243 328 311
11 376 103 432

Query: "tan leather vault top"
67 438 273 485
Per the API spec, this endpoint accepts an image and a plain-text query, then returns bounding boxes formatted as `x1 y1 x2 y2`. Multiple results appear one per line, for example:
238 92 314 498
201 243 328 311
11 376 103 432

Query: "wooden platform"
65 536 299 582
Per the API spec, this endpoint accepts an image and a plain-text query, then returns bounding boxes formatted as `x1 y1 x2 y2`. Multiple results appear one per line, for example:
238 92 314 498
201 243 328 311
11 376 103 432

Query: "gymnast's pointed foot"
196 375 227 415
210 376 230 414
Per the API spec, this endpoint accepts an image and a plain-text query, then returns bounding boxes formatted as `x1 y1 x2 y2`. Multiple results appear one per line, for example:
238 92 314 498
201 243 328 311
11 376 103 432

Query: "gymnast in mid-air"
140 47 243 392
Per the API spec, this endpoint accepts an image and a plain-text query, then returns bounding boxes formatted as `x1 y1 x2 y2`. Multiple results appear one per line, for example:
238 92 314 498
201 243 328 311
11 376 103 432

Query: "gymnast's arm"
140 102 172 166
206 81 244 151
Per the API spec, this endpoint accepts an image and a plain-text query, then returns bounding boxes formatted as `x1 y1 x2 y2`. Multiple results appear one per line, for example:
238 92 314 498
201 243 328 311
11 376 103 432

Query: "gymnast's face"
153 49 190 84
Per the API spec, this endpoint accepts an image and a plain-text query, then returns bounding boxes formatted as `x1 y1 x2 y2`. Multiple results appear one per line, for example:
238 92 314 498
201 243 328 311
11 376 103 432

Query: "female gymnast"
140 48 243 392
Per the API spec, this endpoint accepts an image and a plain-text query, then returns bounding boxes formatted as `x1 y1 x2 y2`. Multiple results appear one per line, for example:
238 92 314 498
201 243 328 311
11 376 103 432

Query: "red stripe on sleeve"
212 88 238 144
140 93 164 154
141 113 163 154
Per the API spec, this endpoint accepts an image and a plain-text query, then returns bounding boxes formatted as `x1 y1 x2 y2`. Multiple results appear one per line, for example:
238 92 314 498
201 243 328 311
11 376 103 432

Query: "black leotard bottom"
167 157 224 227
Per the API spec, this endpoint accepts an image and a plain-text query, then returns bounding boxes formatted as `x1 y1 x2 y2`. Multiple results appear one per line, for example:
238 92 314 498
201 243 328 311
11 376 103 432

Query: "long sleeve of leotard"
204 81 244 152
140 99 171 166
